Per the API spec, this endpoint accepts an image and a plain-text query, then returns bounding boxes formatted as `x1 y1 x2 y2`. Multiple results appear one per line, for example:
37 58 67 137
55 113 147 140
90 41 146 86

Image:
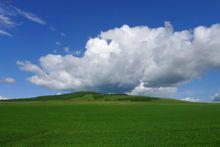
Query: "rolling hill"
5 91 189 104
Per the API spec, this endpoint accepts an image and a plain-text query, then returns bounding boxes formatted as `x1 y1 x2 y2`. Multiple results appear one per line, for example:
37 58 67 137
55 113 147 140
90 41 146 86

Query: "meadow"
0 92 220 146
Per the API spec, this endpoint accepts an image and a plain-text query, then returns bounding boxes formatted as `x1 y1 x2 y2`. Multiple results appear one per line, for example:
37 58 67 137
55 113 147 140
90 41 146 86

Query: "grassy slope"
0 92 220 146
6 91 188 103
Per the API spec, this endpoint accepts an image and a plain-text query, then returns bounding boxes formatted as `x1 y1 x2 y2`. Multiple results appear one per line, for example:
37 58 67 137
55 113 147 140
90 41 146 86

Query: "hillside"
5 91 189 104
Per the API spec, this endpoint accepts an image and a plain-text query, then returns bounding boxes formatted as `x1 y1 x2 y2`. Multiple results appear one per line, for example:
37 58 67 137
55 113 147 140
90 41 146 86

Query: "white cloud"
127 82 177 97
0 2 66 37
17 22 220 97
14 7 46 25
0 14 14 27
2 77 16 84
0 29 11 36
181 97 200 102
0 96 8 100
0 2 46 36
211 92 220 102
17 61 45 75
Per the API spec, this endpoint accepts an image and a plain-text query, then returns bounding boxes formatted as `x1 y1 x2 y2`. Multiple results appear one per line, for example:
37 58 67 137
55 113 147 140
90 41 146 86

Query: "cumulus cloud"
2 77 16 84
17 22 220 97
211 92 220 102
127 82 177 97
181 97 200 102
0 96 8 100
17 61 45 75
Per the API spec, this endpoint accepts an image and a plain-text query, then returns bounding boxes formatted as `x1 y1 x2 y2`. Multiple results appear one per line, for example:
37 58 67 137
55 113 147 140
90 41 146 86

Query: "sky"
0 0 220 102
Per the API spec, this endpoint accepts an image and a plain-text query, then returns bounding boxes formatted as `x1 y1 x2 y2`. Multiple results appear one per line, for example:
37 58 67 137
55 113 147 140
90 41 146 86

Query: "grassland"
0 92 220 146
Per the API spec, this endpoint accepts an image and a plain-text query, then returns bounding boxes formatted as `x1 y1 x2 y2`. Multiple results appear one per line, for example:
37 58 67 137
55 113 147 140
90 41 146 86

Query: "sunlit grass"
0 92 219 146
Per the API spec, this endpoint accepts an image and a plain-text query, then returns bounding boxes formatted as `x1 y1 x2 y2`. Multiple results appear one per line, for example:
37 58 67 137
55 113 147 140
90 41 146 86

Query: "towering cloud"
17 22 220 97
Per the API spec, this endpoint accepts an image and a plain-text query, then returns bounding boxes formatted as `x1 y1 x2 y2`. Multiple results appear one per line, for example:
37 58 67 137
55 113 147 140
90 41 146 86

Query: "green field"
0 92 220 146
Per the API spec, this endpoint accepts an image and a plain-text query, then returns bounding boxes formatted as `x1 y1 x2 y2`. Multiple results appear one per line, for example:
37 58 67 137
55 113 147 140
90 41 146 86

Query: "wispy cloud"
1 77 16 84
0 2 46 36
14 7 46 25
0 2 67 39
0 29 12 36
56 41 61 46
49 26 56 31
60 32 66 37
0 14 14 27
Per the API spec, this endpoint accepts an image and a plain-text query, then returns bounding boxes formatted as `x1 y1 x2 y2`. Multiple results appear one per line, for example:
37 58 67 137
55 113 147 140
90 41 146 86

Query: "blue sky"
0 0 220 101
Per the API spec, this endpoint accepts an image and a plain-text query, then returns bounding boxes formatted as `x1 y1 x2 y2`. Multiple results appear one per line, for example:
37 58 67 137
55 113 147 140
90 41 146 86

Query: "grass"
0 92 220 146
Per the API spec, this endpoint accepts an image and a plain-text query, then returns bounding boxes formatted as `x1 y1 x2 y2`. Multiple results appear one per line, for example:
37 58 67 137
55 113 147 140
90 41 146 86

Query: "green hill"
6 91 188 104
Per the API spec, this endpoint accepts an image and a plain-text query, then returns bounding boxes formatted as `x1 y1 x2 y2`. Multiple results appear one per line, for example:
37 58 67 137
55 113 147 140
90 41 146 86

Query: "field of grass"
0 92 220 146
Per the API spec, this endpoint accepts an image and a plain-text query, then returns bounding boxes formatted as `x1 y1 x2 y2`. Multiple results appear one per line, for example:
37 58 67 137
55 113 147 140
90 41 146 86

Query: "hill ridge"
3 91 191 104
